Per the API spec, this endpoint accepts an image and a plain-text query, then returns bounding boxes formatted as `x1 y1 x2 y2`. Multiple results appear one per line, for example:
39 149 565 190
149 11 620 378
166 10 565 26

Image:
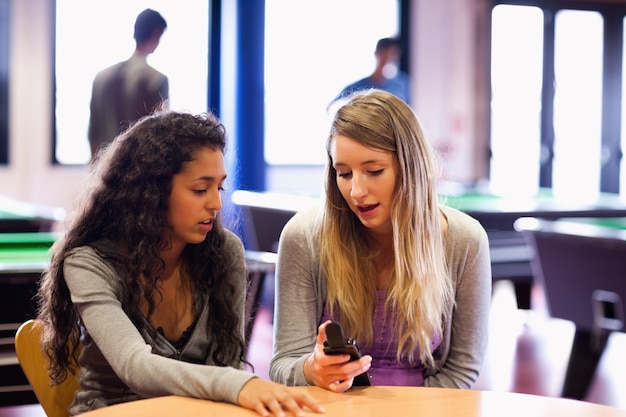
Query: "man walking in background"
88 8 168 161
332 37 410 106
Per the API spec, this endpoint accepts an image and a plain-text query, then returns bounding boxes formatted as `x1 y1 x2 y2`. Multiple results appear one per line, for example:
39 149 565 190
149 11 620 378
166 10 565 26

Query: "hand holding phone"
323 322 370 386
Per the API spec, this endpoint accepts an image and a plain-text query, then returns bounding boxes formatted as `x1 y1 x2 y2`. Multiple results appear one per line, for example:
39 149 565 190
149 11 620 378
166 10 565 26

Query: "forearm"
269 213 324 385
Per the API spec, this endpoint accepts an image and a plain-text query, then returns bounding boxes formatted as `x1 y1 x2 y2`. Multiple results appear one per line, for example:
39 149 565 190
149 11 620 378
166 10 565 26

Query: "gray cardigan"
63 230 255 415
269 205 491 388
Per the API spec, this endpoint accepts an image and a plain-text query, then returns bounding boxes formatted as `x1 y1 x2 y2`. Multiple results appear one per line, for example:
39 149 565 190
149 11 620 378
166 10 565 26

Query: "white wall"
413 0 483 182
0 0 485 217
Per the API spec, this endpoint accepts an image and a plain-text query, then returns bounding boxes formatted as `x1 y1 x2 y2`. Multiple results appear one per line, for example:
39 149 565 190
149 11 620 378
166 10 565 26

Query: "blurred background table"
0 195 65 233
233 188 626 311
0 231 59 406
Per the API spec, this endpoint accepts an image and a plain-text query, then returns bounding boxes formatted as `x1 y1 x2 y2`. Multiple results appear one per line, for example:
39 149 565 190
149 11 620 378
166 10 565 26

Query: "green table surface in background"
0 232 60 264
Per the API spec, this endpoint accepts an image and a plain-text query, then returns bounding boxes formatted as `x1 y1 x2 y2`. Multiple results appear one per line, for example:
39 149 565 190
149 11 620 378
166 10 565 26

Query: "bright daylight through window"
264 0 399 165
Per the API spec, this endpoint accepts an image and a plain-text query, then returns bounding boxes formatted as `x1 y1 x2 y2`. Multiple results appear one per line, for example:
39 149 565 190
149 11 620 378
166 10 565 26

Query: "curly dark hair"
36 110 246 384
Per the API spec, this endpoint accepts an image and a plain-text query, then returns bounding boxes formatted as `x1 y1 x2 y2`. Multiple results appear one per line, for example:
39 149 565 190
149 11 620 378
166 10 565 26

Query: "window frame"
0 0 10 165
491 0 626 193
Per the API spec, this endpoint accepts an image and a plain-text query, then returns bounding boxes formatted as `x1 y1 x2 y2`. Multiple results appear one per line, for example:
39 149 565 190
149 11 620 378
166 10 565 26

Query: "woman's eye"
369 169 384 176
337 172 352 179
193 189 207 195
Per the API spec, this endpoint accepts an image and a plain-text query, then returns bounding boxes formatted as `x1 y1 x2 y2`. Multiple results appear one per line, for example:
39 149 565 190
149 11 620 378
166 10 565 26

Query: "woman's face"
166 147 226 246
329 134 398 236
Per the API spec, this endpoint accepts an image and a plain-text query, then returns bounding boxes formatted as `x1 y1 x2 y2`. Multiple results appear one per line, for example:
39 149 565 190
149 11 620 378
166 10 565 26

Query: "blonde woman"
270 90 491 391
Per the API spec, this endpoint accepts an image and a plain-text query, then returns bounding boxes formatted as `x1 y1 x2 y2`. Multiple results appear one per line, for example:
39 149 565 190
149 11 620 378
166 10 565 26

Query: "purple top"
321 290 441 386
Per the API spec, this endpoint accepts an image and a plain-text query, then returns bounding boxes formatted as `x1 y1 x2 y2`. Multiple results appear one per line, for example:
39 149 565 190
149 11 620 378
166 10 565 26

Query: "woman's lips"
357 204 379 213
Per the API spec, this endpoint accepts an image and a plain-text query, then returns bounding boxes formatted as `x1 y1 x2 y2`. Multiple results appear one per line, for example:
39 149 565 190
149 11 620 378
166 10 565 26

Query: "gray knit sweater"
63 230 255 415
269 205 491 388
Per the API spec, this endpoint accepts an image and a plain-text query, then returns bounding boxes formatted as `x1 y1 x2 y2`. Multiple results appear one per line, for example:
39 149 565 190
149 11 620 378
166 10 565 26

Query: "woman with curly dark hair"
36 110 323 416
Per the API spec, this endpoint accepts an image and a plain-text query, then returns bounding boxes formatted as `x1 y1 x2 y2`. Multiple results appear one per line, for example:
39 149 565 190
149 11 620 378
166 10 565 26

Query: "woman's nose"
206 189 222 211
350 175 367 199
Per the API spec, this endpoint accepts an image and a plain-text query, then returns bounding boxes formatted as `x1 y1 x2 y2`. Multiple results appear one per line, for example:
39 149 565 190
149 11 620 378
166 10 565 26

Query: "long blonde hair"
321 90 451 367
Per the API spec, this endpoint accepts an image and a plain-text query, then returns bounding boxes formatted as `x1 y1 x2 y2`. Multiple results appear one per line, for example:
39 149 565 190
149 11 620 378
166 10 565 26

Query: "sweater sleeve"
269 207 325 386
424 207 492 388
64 237 254 407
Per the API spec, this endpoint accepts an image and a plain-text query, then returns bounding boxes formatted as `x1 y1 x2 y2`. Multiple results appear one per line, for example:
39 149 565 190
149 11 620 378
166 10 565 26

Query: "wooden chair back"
14 319 80 417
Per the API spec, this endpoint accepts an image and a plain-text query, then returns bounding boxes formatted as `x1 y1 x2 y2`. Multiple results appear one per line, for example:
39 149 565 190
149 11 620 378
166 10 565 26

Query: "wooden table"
75 386 626 417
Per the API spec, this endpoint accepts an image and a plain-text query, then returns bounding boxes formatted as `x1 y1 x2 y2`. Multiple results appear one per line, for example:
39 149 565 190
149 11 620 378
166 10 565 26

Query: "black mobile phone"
323 322 370 386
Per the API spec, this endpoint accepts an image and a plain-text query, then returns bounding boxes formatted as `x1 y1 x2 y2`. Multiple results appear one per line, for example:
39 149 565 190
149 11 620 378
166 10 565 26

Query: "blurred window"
264 0 400 165
491 2 622 200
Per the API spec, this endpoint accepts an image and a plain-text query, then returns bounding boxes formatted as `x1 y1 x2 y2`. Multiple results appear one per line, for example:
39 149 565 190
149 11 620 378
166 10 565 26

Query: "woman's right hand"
237 378 325 417
303 321 372 393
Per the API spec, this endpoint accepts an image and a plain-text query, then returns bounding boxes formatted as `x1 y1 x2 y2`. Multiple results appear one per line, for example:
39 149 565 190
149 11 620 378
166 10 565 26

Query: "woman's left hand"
237 377 326 417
